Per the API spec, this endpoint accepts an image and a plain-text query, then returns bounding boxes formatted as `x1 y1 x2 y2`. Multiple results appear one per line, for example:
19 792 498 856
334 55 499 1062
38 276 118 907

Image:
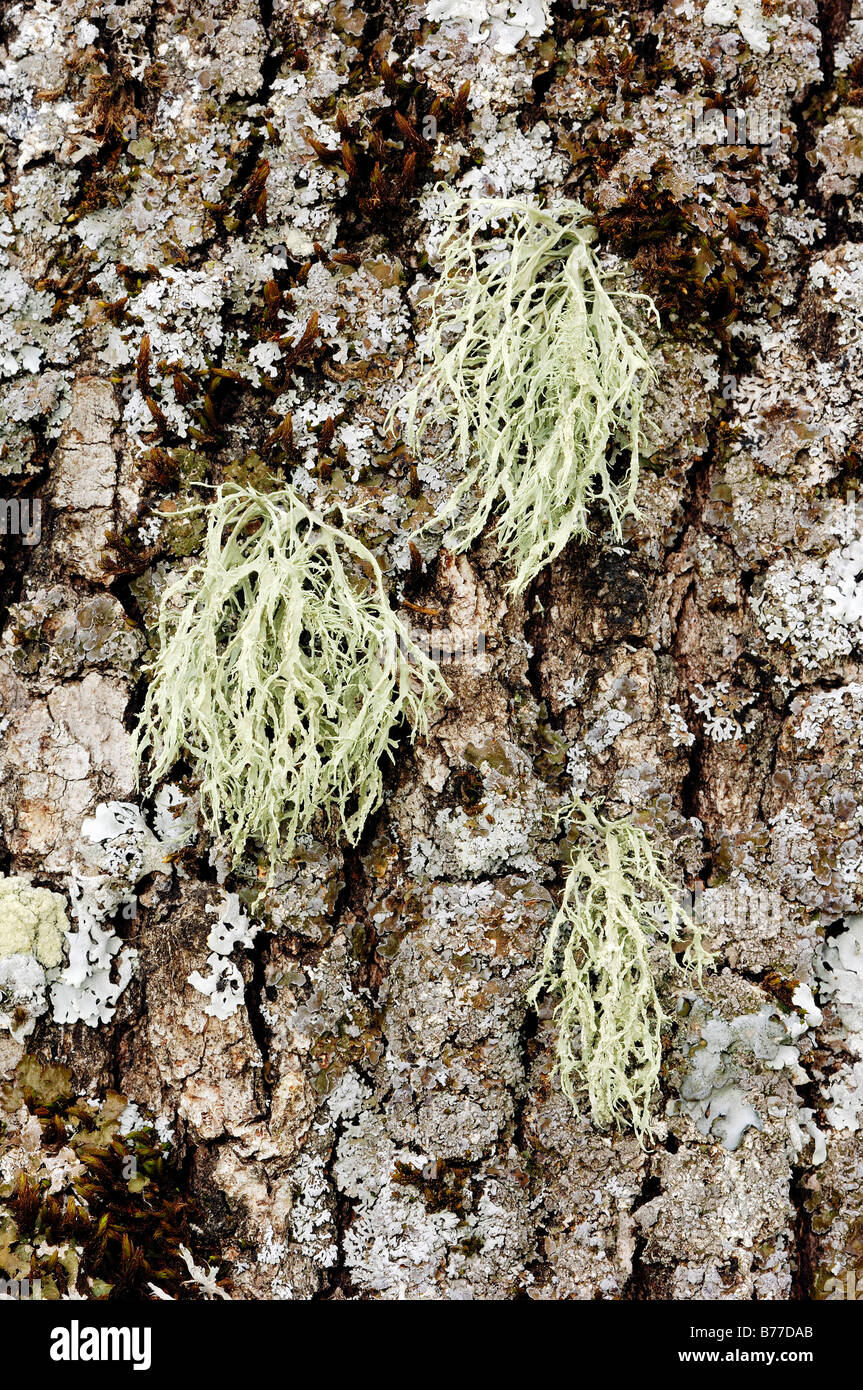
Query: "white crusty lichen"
390 193 657 593
408 739 552 881
666 967 828 1167
50 872 138 1029
47 791 198 1029
0 877 70 1040
754 536 863 671
817 916 863 1132
702 0 771 54
528 802 712 1145
187 892 258 1020
135 484 448 868
425 0 549 55
80 790 197 880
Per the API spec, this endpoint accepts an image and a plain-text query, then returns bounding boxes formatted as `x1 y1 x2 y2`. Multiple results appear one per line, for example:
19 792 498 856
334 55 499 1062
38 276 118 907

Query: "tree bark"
0 0 860 1301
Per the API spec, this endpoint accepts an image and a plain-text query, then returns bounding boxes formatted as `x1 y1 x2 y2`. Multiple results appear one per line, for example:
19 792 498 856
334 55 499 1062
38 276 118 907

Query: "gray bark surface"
0 0 861 1301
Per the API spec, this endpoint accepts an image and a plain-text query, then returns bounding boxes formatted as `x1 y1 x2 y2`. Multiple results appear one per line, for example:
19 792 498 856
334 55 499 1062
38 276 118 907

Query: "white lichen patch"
425 0 549 57
813 106 863 201
754 537 863 671
674 993 819 1153
702 0 773 55
187 892 258 1021
407 740 553 880
816 916 863 1132
692 681 754 743
764 684 863 917
376 877 550 1158
80 789 196 880
50 871 137 1029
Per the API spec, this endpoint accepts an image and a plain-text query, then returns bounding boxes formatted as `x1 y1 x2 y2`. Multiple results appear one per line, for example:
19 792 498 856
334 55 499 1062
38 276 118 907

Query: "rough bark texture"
1 0 862 1301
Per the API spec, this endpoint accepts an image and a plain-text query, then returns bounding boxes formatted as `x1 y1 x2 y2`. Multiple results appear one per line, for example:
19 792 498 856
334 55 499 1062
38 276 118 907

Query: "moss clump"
529 802 712 1144
306 58 471 249
592 157 772 334
0 1058 215 1300
393 1159 473 1217
391 193 657 593
135 484 448 868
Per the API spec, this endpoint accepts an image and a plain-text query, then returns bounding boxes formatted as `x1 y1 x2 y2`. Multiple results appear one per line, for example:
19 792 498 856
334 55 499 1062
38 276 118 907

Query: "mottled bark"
0 0 861 1301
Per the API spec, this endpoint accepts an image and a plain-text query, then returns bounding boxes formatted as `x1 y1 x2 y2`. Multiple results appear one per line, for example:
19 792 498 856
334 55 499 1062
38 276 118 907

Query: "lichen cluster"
529 802 712 1143
135 484 448 867
391 193 657 592
0 877 68 968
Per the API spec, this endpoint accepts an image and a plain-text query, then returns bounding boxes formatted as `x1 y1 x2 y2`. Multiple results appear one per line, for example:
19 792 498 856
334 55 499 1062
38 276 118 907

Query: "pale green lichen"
391 193 658 593
135 484 448 868
528 802 712 1144
0 877 69 968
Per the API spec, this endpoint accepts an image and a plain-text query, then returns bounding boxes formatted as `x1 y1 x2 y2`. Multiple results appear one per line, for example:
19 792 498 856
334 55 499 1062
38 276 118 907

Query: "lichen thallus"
135 196 707 1136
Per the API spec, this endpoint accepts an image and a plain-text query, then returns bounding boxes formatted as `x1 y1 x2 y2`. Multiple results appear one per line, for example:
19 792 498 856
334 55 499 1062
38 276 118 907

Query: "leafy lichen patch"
0 876 69 969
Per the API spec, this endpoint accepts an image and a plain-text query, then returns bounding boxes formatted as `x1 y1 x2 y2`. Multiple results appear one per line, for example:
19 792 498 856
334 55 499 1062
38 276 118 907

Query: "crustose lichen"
390 193 658 593
528 802 712 1145
0 877 68 969
135 484 448 868
0 878 70 1041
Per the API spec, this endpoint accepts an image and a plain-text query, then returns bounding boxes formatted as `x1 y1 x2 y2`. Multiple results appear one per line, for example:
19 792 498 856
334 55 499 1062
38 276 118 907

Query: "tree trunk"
0 0 859 1301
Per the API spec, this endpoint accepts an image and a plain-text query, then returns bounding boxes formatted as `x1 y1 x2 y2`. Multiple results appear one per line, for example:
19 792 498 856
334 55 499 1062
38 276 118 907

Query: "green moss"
591 156 772 336
393 1159 473 1217
0 1058 216 1300
306 57 471 249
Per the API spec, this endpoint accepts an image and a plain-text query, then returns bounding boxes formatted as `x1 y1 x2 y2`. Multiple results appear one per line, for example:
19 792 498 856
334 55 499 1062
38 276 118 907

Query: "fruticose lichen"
135 484 448 867
391 193 657 593
528 802 712 1144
